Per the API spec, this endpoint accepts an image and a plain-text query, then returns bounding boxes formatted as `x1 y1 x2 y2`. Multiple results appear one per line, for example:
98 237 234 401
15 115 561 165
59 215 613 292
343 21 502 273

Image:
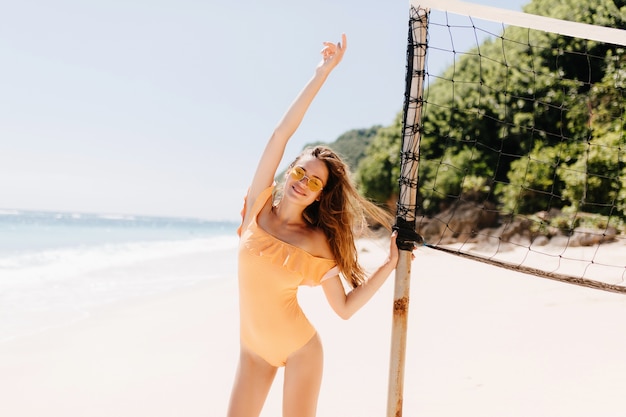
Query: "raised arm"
242 34 347 221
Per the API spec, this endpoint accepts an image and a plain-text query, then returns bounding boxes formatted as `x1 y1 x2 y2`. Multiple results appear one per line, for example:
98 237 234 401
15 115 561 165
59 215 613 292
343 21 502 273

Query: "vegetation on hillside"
306 125 382 172
348 0 625 230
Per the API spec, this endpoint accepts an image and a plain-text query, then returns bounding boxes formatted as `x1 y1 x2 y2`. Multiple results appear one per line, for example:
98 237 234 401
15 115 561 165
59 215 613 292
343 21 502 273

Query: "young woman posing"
228 34 407 417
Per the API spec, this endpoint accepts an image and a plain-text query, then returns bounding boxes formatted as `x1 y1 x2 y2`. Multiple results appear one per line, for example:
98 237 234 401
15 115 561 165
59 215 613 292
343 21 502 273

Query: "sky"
1 0 529 221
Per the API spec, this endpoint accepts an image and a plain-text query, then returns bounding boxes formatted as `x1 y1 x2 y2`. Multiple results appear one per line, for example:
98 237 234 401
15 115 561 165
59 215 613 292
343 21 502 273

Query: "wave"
0 235 238 275
0 235 240 343
0 209 239 254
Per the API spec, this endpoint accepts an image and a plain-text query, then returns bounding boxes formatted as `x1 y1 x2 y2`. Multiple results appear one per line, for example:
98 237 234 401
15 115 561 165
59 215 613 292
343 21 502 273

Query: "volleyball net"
397 0 626 293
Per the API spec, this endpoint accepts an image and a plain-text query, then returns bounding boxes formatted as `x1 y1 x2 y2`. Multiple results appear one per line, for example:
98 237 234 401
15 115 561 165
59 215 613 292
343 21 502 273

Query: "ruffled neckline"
240 189 335 286
252 213 335 262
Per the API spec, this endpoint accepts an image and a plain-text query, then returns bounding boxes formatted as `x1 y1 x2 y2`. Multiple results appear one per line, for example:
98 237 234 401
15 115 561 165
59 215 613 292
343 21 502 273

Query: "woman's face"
284 156 328 205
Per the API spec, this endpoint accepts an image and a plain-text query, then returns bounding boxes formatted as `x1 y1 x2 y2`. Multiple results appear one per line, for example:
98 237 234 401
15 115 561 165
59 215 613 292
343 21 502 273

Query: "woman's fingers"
340 33 347 52
320 34 347 63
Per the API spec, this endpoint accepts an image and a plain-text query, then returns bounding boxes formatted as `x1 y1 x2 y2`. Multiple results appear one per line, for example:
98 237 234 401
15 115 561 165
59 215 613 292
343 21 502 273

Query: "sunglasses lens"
308 179 323 192
291 167 305 181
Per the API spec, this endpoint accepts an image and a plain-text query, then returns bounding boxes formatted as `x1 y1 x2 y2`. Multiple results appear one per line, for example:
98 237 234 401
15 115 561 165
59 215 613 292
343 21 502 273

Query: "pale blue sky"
1 0 528 220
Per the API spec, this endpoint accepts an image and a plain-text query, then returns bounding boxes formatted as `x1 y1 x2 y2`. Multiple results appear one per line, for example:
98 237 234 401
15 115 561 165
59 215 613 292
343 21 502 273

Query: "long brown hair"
280 146 393 288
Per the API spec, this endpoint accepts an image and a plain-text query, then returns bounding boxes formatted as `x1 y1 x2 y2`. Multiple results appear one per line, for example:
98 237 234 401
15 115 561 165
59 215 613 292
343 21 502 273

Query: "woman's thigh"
282 333 324 417
227 346 278 417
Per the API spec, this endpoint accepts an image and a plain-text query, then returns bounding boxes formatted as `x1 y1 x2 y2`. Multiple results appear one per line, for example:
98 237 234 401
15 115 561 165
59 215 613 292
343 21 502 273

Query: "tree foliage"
305 126 382 172
354 0 626 221
355 116 401 203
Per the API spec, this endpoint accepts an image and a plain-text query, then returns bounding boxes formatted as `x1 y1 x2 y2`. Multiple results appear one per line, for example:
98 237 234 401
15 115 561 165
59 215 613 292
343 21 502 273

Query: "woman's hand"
388 231 416 267
317 33 347 73
388 231 400 266
322 229 415 320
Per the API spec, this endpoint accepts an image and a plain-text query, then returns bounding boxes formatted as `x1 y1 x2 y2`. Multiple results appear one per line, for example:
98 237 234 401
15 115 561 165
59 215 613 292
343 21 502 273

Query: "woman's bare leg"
227 346 278 417
282 333 324 417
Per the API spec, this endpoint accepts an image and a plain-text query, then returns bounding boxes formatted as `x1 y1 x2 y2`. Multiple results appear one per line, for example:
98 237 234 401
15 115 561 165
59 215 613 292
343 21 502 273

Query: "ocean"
0 209 240 342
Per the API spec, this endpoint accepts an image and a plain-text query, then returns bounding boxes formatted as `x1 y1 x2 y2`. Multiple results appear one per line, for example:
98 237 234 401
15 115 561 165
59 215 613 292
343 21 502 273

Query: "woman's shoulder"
308 227 334 259
238 186 274 236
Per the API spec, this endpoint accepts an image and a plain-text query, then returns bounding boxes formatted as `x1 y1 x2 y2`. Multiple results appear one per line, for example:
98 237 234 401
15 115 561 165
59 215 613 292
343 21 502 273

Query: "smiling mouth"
291 184 307 196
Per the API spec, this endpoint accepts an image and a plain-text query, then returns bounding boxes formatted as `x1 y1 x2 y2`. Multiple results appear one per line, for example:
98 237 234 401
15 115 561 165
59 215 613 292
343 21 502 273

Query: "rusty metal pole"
386 250 413 416
386 5 429 417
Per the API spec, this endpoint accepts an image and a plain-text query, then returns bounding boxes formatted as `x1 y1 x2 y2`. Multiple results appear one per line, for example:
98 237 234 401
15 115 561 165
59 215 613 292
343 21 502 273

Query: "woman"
228 33 404 417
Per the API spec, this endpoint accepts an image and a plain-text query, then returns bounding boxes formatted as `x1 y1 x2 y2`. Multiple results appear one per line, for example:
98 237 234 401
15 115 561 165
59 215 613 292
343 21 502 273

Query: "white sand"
1 239 625 417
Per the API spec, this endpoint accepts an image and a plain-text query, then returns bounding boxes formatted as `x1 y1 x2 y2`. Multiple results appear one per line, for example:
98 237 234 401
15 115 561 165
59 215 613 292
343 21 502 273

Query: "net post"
387 5 429 417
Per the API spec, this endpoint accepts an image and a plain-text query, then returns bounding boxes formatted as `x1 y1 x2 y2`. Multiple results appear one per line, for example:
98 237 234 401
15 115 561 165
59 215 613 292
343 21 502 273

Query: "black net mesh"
396 5 626 293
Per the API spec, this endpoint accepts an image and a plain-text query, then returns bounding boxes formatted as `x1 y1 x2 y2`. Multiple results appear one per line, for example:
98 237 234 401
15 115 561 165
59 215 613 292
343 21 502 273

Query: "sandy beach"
1 237 625 417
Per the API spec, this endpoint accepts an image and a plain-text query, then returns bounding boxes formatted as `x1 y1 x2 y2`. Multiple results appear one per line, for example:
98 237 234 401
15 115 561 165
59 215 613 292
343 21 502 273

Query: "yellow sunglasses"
290 166 324 192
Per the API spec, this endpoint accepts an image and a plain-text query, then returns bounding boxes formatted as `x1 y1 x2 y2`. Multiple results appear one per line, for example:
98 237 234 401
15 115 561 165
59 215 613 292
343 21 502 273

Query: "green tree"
557 52 626 216
307 126 382 172
416 0 625 217
419 146 493 213
355 115 402 204
498 143 568 214
354 0 625 222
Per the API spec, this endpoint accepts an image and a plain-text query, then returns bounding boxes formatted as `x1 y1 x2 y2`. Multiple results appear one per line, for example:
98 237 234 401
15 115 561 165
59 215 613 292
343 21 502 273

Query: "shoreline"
1 239 625 416
0 238 239 343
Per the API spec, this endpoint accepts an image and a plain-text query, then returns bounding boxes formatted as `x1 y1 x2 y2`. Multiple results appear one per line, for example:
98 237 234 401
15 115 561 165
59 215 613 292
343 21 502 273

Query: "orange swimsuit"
237 187 337 367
